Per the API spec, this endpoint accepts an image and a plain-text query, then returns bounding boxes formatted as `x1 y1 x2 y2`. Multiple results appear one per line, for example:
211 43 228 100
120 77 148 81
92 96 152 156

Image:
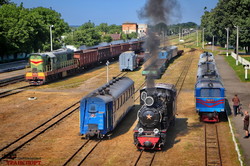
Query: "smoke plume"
138 0 180 94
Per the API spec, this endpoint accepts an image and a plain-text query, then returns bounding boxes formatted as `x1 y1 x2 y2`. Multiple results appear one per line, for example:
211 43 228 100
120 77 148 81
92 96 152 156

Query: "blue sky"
11 0 218 26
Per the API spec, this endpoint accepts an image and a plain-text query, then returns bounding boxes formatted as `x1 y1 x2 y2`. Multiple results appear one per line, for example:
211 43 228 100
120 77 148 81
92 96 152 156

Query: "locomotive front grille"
88 124 98 131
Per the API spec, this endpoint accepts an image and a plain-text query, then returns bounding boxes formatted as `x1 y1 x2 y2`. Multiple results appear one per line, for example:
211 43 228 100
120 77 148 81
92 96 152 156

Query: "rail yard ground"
0 36 242 165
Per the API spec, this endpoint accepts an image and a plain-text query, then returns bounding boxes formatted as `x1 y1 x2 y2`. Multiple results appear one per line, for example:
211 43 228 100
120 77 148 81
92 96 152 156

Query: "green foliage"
102 35 112 43
0 3 70 59
79 21 95 30
201 0 250 53
0 0 9 6
128 32 138 39
108 24 122 34
30 7 70 51
64 22 122 47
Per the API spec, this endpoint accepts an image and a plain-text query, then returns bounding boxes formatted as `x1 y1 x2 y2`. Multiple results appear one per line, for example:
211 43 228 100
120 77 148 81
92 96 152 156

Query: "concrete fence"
231 52 250 79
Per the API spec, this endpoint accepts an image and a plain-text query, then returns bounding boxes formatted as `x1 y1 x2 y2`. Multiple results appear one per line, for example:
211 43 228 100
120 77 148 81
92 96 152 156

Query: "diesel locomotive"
26 41 143 85
134 83 177 150
195 52 226 122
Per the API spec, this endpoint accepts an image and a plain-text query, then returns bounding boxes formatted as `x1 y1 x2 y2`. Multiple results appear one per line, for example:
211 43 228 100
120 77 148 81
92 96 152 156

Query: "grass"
224 55 250 82
243 57 250 61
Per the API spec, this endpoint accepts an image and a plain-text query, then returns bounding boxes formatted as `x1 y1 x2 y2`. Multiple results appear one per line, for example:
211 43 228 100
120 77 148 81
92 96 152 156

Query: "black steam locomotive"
133 83 177 150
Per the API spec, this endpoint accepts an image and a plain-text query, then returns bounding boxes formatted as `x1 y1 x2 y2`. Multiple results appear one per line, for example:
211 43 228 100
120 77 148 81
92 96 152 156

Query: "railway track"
0 72 130 162
62 139 102 166
0 85 30 98
205 124 222 166
0 75 25 87
174 50 195 95
134 150 156 166
0 101 80 161
134 49 196 165
61 80 145 165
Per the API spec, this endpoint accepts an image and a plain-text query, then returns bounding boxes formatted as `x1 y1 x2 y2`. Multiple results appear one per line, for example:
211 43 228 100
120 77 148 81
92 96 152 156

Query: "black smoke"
138 0 180 94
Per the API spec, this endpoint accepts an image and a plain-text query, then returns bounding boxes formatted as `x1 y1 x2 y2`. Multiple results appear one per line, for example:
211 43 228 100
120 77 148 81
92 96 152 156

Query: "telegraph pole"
50 25 54 51
202 28 205 49
225 28 229 56
106 61 110 83
196 29 199 46
236 26 239 65
212 35 215 52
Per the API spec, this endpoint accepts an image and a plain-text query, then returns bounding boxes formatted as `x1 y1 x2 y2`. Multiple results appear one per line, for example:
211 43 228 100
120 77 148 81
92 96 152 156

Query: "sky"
11 0 218 26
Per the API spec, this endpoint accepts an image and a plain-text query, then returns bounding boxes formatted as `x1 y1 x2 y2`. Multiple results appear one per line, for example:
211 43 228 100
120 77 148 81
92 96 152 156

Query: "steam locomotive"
133 83 177 150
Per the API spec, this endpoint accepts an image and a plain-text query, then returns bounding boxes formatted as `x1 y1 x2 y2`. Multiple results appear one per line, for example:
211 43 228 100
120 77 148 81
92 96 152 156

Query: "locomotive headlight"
138 128 144 134
220 109 225 112
153 128 159 135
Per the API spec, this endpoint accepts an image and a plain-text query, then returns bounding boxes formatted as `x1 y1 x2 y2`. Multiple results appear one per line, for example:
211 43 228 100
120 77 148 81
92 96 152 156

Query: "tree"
102 35 112 43
71 29 101 47
30 7 70 51
108 24 122 34
79 21 95 30
96 23 109 34
201 0 250 53
0 3 70 60
0 3 35 58
0 0 9 6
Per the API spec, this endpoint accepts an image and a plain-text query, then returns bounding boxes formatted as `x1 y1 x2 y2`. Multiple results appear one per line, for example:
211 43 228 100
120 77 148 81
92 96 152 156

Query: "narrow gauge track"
0 72 128 162
0 102 80 161
134 150 156 166
205 124 222 166
0 67 127 99
0 85 30 98
0 75 25 87
174 51 194 95
62 80 145 166
133 49 196 166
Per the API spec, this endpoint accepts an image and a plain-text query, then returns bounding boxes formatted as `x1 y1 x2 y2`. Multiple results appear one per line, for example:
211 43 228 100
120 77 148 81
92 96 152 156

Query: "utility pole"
50 25 54 51
212 35 215 52
236 25 239 65
179 27 180 41
106 61 110 83
196 29 199 46
225 28 229 56
202 28 205 49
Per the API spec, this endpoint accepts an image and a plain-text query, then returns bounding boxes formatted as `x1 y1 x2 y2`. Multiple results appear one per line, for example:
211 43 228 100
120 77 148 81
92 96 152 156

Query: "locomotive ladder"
205 124 222 166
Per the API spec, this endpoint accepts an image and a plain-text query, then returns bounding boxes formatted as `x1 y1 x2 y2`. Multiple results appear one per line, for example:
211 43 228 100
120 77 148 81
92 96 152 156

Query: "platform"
215 54 250 165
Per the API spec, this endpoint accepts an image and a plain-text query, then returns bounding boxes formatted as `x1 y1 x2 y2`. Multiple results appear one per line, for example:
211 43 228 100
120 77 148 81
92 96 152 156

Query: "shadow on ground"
161 117 189 151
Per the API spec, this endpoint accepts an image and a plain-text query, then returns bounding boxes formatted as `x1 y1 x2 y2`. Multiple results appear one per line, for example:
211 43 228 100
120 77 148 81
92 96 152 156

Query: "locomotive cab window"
89 104 97 113
200 88 221 97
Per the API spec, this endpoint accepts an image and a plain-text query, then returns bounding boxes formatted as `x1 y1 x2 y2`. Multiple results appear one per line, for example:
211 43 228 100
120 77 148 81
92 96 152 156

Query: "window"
89 104 97 113
200 88 221 97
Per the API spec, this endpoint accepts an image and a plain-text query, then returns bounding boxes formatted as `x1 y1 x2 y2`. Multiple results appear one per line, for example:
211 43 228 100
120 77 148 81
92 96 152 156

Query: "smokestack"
138 0 180 95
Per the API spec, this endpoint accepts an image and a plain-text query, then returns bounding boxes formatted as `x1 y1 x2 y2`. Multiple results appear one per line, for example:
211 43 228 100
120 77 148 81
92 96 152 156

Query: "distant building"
138 24 148 37
122 22 138 34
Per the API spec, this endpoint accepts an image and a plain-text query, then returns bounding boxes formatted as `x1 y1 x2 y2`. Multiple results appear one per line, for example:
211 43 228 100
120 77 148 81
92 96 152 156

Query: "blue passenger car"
119 51 137 71
80 77 134 139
